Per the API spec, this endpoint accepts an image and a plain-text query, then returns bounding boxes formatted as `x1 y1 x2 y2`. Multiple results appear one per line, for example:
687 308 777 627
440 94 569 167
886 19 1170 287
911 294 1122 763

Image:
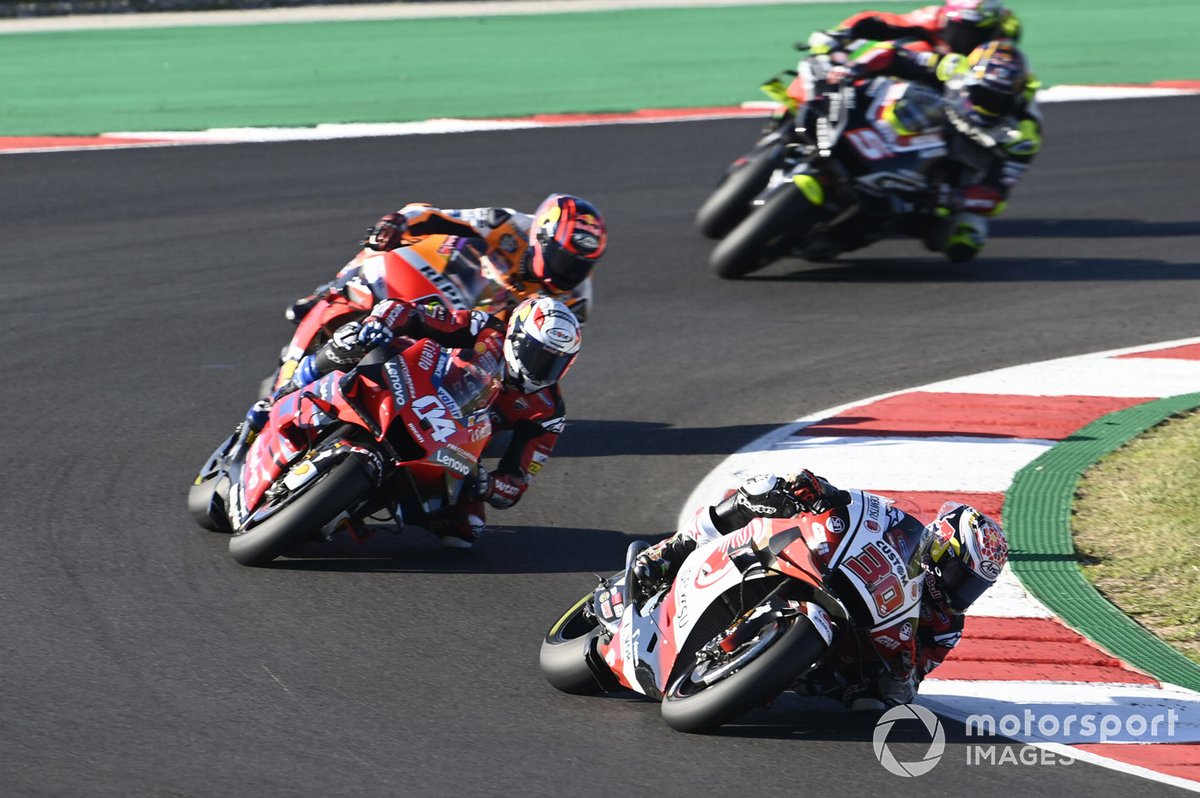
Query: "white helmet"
504 297 582 393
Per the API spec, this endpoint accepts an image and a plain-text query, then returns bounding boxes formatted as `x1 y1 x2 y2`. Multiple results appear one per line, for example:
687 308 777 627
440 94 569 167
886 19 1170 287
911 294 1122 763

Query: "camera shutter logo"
873 704 946 777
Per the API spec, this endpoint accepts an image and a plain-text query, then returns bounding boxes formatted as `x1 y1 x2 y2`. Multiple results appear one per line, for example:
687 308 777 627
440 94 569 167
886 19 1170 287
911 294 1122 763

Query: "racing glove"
632 534 698 595
709 473 802 534
470 470 528 510
786 469 851 513
357 298 419 348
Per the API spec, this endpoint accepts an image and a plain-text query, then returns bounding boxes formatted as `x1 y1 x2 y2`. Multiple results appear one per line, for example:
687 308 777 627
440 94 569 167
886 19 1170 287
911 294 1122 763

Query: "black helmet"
956 39 1028 122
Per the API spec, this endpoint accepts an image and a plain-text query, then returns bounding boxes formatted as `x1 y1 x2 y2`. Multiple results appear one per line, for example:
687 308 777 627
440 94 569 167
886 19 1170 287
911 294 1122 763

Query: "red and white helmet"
924 502 1008 613
503 296 582 393
528 194 608 292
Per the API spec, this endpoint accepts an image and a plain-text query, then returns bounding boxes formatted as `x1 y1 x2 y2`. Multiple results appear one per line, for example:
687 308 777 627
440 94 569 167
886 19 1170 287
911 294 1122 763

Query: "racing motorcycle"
188 335 501 566
697 45 997 278
539 490 928 733
264 235 511 396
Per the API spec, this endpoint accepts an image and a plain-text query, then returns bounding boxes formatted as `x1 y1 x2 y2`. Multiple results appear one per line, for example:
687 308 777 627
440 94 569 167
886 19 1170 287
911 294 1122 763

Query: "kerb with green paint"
3 0 1200 135
1005 394 1200 692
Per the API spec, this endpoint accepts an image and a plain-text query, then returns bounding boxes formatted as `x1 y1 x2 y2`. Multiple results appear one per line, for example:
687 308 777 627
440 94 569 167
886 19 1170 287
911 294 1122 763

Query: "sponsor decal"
409 257 469 309
418 342 438 372
875 633 902 651
898 621 913 641
493 480 521 499
675 585 690 628
469 420 492 443
383 361 408 407
804 602 834 646
866 519 881 532
436 386 460 414
406 421 426 443
433 447 472 477
827 515 846 534
413 396 457 443
499 233 519 253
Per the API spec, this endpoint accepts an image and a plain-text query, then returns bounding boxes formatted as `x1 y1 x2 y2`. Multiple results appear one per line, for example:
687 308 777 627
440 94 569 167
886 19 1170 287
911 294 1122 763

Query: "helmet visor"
536 239 593 291
509 332 575 390
968 81 1017 117
934 552 992 613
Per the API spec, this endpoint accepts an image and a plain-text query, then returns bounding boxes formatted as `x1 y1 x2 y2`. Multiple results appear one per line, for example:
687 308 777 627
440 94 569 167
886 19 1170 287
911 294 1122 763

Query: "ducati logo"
412 396 457 443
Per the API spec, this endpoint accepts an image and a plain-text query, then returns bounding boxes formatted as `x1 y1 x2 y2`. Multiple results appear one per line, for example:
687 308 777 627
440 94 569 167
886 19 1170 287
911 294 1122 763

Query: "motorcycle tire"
660 613 828 734
694 150 779 240
228 454 372 567
187 433 237 532
539 592 611 695
709 184 815 279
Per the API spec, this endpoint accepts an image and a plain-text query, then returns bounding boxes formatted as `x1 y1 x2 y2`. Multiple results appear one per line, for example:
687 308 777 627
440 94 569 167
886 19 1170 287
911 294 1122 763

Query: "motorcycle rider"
804 36 1040 262
286 193 608 325
633 470 1009 709
250 294 583 548
809 0 1022 57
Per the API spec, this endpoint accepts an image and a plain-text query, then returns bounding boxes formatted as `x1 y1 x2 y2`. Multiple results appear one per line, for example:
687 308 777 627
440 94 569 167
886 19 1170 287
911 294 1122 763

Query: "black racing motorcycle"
697 51 1000 278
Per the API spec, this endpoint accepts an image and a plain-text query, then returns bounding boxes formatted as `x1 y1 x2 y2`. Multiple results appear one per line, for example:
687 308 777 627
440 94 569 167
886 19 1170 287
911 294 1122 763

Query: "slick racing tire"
228 455 372 567
660 613 828 734
709 184 815 279
540 592 612 695
694 150 779 240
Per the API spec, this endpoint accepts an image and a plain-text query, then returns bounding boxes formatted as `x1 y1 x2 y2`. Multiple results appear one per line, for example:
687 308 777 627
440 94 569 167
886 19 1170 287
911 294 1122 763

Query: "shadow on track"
740 255 1200 284
553 419 791 457
992 218 1200 239
233 524 638 574
551 690 1009 746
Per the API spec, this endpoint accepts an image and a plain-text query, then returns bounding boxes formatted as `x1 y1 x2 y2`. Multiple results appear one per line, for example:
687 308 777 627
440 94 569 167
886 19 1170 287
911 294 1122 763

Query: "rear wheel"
694 149 780 240
709 184 816 279
228 455 372 567
539 593 610 695
660 613 828 734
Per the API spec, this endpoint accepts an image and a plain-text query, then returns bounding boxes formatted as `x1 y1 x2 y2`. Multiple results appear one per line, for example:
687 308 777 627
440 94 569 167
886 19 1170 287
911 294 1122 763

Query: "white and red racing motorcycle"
539 491 927 733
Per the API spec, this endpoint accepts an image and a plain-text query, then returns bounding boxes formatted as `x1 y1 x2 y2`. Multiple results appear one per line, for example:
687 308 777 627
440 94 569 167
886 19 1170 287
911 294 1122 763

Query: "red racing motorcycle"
539 491 927 732
189 336 501 566
265 235 511 396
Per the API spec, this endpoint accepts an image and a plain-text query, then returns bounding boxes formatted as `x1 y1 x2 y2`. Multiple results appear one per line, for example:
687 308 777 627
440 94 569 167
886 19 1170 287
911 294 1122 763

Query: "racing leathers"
818 4 1022 55
810 37 1042 261
288 204 592 326
635 472 967 708
273 297 569 546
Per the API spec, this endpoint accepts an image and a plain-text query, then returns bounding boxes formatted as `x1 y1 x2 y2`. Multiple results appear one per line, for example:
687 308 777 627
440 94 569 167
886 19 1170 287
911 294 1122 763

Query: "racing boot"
429 500 487 549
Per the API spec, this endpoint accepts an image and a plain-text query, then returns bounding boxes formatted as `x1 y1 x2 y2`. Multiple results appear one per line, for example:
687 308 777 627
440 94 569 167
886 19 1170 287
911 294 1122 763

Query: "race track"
2 95 1199 796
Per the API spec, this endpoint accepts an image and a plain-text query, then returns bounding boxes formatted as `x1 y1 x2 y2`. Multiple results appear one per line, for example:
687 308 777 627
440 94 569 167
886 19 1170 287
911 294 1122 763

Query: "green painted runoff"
2 0 1198 135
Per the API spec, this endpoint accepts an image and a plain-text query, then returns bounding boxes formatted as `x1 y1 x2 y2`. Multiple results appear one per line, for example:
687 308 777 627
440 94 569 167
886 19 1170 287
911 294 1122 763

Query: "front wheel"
228 454 372 567
694 149 780 240
709 184 817 279
660 613 828 734
539 593 611 695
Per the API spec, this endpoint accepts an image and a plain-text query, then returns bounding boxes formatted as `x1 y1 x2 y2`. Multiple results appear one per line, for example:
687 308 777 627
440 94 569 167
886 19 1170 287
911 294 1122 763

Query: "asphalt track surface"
3 96 1199 797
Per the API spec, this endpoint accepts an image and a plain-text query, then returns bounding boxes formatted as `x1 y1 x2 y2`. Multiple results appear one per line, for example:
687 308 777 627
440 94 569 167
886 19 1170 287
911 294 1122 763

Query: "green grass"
3 0 1200 135
1073 410 1200 665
